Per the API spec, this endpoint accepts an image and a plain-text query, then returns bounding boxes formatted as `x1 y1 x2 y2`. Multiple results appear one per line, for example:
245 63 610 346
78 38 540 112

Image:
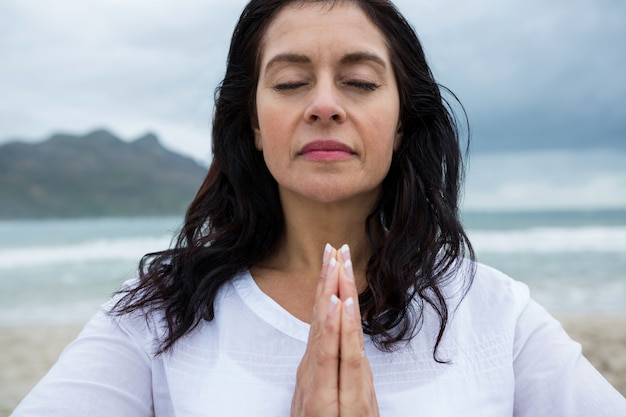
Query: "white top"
11 262 626 416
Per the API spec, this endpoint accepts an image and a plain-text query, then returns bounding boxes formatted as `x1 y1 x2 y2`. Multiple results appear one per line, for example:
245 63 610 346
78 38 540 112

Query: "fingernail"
340 244 351 261
344 260 354 281
328 257 337 275
323 243 332 264
329 294 340 315
345 297 355 317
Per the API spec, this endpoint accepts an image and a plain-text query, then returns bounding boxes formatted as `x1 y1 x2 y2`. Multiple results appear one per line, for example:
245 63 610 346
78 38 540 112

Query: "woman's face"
254 2 401 206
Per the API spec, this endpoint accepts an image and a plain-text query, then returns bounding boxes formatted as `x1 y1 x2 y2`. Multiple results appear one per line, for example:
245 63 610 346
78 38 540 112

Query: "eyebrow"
340 52 387 69
264 53 311 72
263 51 387 73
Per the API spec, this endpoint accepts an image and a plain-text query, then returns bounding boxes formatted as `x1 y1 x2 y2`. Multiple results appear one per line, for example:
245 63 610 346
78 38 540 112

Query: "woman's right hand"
291 244 341 416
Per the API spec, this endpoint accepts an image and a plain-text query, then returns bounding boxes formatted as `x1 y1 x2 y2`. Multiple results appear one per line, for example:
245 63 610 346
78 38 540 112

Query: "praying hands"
291 244 380 417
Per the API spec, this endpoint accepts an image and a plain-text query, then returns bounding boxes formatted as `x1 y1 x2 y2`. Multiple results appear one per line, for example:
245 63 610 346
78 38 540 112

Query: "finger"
339 294 367 408
321 243 334 280
312 245 339 324
306 247 341 361
293 245 350 417
313 242 333 302
308 291 342 383
338 244 361 321
317 244 335 296
318 252 341 331
293 291 341 416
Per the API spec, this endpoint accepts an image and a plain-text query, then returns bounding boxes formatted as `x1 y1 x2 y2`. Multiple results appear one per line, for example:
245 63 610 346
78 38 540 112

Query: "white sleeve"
513 299 626 416
10 309 155 417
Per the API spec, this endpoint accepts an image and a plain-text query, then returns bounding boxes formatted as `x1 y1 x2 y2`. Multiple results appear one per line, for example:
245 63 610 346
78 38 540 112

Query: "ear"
250 106 263 151
254 127 263 151
393 123 403 151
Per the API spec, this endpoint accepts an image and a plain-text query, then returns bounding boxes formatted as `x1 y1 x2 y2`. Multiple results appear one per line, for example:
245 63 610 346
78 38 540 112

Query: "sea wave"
1 226 624 270
0 236 172 269
1 277 624 326
468 226 626 253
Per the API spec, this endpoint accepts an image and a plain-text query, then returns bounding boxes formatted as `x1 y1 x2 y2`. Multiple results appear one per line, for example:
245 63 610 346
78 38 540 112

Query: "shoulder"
102 273 243 354
445 260 530 319
438 260 533 346
468 261 530 309
97 278 168 357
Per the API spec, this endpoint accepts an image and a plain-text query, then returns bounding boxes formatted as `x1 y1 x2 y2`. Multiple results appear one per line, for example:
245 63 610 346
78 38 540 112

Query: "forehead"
258 2 390 66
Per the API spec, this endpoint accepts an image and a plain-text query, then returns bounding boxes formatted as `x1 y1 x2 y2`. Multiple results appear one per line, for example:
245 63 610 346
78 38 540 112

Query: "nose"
304 79 346 123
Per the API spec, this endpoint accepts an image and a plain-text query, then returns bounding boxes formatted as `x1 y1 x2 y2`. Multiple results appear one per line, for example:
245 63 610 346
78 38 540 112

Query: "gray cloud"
0 0 624 167
0 0 247 160
404 0 626 151
464 149 626 210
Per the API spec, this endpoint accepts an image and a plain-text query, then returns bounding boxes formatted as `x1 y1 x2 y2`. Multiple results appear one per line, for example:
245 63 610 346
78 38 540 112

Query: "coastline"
2 315 625 415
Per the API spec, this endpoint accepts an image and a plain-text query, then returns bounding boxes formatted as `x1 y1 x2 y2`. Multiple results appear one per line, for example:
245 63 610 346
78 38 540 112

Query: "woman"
11 1 626 416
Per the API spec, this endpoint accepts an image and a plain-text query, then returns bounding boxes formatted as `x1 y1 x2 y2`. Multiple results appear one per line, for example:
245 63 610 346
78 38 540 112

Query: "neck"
249 190 381 322
260 190 378 278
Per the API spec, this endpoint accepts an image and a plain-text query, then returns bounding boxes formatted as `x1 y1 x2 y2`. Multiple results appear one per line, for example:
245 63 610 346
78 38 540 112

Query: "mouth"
298 140 355 161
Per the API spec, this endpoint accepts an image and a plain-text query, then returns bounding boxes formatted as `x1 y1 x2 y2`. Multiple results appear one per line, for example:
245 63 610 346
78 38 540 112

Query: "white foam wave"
0 236 172 269
468 226 626 253
2 227 624 269
2 279 624 326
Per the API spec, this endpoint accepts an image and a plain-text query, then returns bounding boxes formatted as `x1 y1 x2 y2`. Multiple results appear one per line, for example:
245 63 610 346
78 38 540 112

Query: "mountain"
0 129 207 219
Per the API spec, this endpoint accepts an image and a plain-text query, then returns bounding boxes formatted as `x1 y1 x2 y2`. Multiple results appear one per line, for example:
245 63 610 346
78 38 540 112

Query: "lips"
299 140 354 161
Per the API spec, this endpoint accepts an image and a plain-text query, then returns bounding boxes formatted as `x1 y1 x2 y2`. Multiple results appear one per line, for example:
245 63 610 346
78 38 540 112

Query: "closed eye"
345 80 380 91
273 82 308 91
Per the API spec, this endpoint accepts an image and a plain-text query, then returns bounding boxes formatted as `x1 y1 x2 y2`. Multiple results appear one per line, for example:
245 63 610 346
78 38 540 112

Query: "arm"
513 299 626 416
11 309 154 417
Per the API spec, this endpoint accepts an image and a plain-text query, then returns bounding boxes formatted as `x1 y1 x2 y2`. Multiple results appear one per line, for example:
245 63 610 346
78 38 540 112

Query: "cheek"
255 105 283 151
255 123 291 176
364 113 399 176
370 112 400 152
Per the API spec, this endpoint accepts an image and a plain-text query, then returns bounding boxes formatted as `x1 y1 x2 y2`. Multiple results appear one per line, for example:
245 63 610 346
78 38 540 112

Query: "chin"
281 182 381 207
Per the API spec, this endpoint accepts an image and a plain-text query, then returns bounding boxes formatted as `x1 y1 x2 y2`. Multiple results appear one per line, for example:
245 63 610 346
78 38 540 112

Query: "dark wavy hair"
111 0 475 359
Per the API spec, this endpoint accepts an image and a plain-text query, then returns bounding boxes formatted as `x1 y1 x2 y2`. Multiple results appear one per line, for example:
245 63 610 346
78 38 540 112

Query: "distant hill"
0 129 207 219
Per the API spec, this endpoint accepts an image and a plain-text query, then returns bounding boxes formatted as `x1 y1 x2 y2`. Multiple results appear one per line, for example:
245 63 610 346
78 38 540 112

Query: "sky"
1 0 625 210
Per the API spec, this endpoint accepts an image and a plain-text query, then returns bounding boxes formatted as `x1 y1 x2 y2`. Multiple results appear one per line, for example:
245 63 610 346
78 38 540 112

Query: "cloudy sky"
1 0 625 210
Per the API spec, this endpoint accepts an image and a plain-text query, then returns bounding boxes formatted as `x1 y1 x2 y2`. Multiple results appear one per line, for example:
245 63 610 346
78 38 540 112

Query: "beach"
1 316 625 415
1 214 624 414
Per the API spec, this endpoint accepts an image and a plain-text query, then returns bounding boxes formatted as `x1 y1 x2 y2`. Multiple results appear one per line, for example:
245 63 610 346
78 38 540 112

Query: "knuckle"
315 346 338 363
324 317 338 334
309 322 323 340
344 354 362 370
345 321 361 337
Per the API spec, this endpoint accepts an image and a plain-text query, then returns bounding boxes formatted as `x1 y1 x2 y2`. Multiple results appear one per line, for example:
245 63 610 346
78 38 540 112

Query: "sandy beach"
1 316 625 415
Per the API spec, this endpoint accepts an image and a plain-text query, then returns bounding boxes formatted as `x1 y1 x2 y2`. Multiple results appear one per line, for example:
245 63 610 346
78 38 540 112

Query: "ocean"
0 210 625 326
